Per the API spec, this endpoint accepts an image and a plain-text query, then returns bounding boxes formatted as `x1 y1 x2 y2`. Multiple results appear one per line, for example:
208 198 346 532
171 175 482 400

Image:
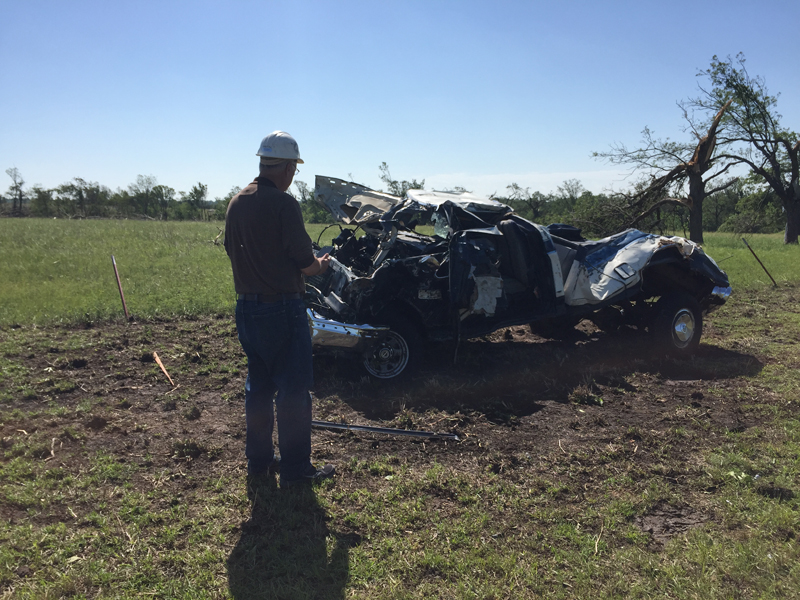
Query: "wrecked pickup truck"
305 176 731 380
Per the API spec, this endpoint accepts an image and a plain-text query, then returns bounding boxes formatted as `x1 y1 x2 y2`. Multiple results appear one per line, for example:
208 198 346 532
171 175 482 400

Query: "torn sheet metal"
563 234 701 306
547 250 565 297
564 234 656 306
405 189 510 214
315 176 401 224
316 176 510 226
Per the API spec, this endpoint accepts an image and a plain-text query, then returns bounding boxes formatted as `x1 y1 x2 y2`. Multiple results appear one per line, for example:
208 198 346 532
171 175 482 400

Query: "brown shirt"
225 177 315 295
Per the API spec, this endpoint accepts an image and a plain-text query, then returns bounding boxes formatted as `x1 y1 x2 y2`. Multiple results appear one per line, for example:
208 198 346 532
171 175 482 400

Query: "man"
225 130 334 487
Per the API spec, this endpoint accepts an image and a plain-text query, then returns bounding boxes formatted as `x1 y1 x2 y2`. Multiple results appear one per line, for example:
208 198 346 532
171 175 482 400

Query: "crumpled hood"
314 175 510 225
315 176 402 225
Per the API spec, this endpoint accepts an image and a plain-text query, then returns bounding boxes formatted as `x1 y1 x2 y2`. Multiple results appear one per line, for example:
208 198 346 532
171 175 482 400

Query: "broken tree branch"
626 197 688 229
44 437 57 462
705 176 740 197
594 521 605 555
153 352 175 387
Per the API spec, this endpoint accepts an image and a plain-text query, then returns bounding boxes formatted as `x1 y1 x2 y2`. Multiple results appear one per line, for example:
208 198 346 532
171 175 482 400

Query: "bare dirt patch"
4 282 800 600
2 297 771 522
4 285 800 597
634 501 708 545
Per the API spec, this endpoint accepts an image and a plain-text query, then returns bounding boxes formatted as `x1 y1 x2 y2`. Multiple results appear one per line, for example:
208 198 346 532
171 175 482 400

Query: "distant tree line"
0 169 239 221
2 161 785 241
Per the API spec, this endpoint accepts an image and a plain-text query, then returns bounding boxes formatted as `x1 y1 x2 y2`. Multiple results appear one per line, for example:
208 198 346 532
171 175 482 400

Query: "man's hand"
301 253 331 276
317 253 332 274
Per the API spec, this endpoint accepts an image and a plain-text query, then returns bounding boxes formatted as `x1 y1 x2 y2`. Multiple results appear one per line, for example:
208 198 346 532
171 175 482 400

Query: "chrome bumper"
711 286 732 301
307 309 388 352
704 285 733 314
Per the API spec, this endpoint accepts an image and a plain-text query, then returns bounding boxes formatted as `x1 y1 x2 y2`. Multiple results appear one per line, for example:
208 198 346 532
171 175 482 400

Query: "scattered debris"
153 352 175 386
86 416 108 430
183 405 201 421
43 437 57 461
311 419 459 441
635 502 707 544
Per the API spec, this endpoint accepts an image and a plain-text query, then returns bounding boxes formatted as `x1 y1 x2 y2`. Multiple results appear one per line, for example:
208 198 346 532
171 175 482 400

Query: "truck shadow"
313 325 763 421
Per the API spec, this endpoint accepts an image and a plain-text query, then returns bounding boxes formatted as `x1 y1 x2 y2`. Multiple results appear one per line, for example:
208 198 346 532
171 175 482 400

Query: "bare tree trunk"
786 162 800 244
785 199 800 244
688 174 705 244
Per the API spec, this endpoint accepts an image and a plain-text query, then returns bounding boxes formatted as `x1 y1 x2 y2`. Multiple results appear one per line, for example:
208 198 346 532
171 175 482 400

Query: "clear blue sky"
2 0 799 201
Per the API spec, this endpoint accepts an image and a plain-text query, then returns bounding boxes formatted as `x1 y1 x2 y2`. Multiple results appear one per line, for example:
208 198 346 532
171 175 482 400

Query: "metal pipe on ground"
312 419 459 441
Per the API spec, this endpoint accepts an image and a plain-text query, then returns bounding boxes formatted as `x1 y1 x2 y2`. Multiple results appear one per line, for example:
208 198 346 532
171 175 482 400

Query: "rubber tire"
652 292 702 356
362 316 421 380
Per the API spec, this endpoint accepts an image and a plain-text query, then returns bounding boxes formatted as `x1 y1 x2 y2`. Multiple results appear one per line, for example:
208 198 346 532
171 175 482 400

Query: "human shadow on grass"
227 476 353 600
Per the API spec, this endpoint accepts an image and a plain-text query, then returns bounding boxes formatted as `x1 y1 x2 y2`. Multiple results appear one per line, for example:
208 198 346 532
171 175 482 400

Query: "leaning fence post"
741 238 777 287
111 255 131 320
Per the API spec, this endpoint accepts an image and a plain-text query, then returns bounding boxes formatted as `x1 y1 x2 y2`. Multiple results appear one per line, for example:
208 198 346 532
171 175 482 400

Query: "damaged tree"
595 101 736 244
378 162 425 198
5 168 27 216
495 183 548 222
687 54 800 244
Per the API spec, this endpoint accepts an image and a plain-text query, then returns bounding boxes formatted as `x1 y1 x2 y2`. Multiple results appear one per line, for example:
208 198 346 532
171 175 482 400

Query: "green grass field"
0 220 345 325
695 231 797 288
0 219 796 326
1 219 799 598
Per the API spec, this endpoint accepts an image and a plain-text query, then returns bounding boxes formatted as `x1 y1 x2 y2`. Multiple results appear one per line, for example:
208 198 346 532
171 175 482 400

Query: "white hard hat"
256 131 304 164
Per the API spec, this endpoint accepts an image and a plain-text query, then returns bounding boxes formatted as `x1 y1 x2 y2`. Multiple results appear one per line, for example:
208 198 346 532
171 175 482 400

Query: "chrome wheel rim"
672 309 696 348
363 330 409 379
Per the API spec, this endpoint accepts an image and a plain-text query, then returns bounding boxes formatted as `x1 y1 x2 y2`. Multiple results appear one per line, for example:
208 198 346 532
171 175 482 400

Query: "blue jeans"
235 298 314 480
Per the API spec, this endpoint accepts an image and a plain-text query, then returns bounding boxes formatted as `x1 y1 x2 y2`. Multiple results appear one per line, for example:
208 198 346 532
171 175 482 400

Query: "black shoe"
248 455 281 477
281 463 335 488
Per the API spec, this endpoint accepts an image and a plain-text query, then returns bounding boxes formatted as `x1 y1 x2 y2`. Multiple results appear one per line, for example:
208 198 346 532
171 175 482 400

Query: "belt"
237 293 302 303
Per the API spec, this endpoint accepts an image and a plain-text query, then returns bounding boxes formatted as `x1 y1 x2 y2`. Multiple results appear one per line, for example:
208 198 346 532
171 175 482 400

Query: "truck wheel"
362 316 420 380
652 292 702 355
